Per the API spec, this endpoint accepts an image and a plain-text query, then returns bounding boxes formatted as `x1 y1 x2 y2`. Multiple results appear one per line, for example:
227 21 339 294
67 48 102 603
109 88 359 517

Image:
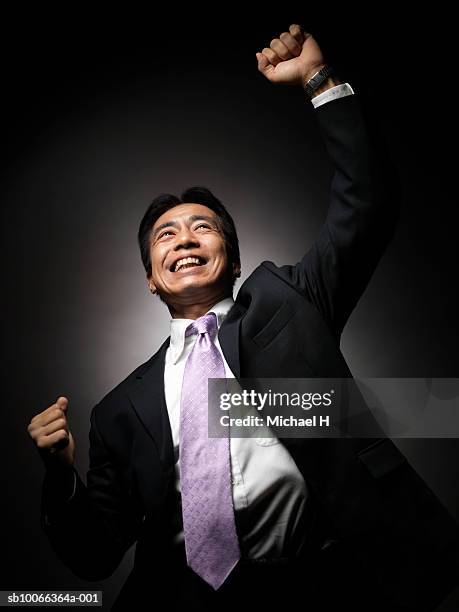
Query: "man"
27 24 459 611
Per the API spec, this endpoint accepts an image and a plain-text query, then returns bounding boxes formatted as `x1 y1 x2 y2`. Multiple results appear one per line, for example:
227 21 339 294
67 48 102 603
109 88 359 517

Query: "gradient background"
3 8 459 610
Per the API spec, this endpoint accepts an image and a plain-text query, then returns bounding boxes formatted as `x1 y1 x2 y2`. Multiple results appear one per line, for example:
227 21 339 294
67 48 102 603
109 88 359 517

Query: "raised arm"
257 25 400 338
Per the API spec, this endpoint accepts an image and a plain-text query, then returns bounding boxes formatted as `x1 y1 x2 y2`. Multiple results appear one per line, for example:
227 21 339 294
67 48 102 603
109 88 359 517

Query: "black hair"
137 186 240 279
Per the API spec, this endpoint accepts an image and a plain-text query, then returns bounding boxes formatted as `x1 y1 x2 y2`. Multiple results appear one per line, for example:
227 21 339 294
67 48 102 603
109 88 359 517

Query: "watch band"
303 65 334 98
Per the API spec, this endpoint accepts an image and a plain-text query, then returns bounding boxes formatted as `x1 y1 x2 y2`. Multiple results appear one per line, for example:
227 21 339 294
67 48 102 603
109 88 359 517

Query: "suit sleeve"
276 94 401 338
40 405 143 581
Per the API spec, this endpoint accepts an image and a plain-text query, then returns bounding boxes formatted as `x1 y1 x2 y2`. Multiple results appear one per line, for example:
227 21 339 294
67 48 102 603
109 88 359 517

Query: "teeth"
174 256 202 272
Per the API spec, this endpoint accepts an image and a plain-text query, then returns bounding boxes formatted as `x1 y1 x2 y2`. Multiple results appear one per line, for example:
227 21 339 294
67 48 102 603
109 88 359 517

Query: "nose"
173 226 199 250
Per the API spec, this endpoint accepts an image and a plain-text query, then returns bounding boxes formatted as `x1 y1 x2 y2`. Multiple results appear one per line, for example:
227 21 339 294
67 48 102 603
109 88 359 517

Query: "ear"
232 263 241 279
146 275 157 295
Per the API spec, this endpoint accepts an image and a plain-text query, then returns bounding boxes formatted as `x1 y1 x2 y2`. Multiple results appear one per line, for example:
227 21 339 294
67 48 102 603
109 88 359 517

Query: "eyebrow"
151 214 218 239
189 214 217 225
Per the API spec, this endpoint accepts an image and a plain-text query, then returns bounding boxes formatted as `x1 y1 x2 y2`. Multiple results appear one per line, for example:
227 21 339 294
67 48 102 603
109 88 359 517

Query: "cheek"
210 238 228 260
150 246 165 270
209 250 226 270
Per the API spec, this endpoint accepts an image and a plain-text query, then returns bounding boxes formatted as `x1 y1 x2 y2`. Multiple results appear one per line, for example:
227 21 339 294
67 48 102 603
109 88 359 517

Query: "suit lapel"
218 301 245 379
126 337 175 470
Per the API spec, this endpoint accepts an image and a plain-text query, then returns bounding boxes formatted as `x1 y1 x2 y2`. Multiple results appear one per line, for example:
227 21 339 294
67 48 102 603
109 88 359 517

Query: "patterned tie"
179 312 241 590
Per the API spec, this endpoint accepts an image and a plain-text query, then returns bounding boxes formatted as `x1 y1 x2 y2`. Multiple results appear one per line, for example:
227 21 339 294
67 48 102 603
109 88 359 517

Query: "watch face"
305 66 333 97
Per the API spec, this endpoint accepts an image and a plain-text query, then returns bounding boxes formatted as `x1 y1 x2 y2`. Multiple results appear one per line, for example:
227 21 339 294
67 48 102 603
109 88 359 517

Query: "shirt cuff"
312 83 355 109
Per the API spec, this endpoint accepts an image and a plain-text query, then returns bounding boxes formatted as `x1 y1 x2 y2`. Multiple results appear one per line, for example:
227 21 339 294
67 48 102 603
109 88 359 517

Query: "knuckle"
262 49 275 62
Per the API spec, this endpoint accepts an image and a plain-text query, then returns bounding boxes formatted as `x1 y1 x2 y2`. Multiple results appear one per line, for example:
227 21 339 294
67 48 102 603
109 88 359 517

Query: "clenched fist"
256 24 327 86
27 396 75 468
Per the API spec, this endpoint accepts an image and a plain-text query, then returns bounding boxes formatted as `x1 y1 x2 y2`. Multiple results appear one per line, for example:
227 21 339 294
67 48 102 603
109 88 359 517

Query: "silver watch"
303 65 334 98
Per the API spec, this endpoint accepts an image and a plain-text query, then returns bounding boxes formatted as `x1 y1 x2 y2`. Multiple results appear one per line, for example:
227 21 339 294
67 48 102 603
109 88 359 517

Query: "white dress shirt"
164 297 309 558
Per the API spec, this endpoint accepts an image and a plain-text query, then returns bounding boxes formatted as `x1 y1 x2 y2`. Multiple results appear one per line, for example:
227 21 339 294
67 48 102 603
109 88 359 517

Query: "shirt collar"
169 296 234 364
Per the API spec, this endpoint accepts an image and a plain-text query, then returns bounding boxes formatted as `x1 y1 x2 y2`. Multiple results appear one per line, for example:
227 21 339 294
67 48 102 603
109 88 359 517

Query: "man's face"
147 203 239 306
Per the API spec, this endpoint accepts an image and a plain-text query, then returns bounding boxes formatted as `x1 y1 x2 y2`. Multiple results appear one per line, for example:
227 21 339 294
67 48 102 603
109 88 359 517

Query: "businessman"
27 24 459 611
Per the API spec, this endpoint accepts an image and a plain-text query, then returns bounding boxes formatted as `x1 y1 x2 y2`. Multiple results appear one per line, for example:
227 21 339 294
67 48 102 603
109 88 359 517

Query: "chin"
178 279 216 294
172 277 226 298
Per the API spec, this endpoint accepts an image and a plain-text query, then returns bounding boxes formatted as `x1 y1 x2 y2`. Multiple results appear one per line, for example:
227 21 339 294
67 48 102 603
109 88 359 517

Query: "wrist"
303 64 327 83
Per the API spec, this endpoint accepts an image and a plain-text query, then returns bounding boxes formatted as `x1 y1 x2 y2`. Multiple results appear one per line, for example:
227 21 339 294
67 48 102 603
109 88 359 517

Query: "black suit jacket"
41 95 459 611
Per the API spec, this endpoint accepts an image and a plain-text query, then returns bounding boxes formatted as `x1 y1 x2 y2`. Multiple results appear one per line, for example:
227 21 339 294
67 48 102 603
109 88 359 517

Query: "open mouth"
171 256 207 273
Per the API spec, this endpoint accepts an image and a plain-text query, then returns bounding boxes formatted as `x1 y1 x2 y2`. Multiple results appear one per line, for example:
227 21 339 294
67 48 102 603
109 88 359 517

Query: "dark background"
2 7 459 610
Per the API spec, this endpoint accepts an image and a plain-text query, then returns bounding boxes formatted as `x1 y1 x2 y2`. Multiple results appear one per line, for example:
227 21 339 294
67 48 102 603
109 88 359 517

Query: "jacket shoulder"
236 260 312 304
92 337 169 423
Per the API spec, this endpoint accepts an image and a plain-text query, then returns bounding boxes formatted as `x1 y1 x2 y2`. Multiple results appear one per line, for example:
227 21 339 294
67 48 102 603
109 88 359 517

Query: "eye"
195 223 211 230
158 230 174 239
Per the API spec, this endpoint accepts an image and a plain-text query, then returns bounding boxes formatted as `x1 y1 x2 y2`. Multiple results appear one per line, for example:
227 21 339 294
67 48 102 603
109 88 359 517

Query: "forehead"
152 202 217 230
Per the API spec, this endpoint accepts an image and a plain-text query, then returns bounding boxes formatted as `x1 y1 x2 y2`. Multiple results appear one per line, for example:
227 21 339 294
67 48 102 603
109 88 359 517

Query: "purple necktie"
179 312 241 590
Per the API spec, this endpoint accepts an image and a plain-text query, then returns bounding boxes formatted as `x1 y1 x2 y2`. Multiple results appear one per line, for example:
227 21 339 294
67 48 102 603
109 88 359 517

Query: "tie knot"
186 312 218 337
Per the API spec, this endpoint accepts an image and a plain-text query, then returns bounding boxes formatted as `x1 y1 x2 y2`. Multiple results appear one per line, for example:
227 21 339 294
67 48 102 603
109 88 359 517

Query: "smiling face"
147 203 240 314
